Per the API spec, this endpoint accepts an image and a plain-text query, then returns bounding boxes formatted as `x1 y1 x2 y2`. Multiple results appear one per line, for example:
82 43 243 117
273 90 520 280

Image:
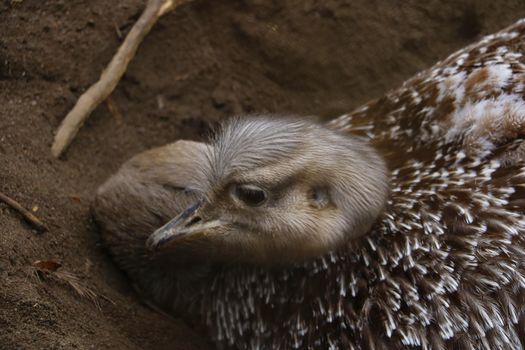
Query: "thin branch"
51 0 191 158
0 191 48 232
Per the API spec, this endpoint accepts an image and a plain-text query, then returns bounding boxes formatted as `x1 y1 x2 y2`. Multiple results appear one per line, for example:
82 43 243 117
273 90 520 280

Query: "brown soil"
1 1 525 349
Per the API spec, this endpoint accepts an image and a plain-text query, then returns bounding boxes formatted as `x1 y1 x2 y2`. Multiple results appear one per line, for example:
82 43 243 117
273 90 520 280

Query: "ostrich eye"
233 184 268 207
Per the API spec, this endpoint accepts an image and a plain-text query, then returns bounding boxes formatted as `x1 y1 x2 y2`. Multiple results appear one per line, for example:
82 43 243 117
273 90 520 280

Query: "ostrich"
93 19 525 349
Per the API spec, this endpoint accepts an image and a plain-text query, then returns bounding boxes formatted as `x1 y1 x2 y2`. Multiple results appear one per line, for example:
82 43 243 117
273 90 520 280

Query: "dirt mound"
1 1 524 348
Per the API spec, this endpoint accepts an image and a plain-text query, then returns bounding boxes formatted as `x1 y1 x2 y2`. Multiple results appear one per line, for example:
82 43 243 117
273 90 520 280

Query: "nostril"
186 216 201 227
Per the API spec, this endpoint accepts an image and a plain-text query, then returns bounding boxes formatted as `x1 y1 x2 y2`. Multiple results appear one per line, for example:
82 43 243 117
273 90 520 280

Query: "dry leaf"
70 195 82 203
32 260 62 272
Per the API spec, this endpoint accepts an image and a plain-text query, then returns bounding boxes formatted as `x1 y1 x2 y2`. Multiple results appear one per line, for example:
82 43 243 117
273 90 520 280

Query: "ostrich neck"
134 256 213 316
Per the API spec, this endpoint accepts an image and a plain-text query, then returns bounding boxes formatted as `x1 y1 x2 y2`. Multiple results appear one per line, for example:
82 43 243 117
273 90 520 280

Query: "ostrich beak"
146 201 225 251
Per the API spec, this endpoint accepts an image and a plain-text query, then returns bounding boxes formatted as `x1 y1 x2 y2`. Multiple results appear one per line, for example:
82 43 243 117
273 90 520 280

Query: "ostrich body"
93 20 525 349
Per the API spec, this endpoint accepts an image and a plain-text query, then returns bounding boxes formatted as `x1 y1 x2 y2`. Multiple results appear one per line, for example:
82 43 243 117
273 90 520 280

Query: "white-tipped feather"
93 19 525 350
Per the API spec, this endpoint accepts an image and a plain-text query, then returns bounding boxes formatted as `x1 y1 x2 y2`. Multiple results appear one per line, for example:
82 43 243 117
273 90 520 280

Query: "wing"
329 18 525 165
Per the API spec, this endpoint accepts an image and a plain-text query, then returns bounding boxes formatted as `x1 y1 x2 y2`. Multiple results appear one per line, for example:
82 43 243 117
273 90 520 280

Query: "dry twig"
31 260 115 309
51 0 191 158
0 191 48 232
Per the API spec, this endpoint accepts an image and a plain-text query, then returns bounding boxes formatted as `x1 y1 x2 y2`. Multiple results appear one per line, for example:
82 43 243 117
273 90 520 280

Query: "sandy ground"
1 1 525 349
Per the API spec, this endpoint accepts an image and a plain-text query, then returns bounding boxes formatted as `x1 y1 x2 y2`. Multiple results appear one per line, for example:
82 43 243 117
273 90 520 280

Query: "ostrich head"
146 116 389 264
